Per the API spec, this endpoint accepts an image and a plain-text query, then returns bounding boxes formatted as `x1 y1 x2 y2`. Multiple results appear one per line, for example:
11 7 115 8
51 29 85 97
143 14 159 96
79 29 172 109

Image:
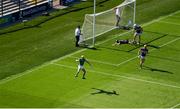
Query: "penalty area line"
171 103 180 109
158 21 180 26
0 11 180 85
69 56 117 66
116 36 180 66
52 63 180 89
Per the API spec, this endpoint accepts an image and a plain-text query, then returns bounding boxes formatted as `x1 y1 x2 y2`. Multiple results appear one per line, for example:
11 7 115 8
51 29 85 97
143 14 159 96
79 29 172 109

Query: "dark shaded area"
91 88 119 95
143 66 173 74
148 55 180 63
0 0 111 35
78 44 99 50
147 44 160 49
98 45 133 53
144 30 180 38
128 34 168 52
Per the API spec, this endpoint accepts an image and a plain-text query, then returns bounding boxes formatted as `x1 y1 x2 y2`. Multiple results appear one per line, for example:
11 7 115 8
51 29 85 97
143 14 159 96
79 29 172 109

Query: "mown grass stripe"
52 63 180 89
0 10 179 85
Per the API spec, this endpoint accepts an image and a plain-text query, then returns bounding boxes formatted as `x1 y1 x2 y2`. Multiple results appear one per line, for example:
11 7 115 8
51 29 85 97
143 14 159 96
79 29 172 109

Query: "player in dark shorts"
138 45 148 69
133 24 143 44
112 39 132 46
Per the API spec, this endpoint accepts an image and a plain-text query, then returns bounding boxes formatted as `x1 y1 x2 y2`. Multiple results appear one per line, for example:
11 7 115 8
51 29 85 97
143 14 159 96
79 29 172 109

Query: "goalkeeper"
75 55 91 79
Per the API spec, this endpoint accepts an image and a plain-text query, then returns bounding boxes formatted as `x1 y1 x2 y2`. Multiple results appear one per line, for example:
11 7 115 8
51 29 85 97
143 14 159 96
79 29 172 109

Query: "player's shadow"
91 88 119 96
98 46 130 53
128 34 167 52
145 44 160 49
148 55 180 63
143 66 173 74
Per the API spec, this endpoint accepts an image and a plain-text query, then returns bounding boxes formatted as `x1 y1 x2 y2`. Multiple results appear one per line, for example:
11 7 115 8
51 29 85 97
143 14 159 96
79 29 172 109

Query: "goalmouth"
80 0 136 46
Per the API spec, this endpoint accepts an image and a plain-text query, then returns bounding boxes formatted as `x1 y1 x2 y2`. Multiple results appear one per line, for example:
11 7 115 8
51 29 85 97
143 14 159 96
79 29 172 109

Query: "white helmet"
133 24 137 27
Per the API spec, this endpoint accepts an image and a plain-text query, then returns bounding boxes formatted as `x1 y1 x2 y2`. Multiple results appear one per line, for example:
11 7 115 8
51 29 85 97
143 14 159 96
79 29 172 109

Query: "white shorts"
139 55 145 59
78 65 84 71
134 32 142 36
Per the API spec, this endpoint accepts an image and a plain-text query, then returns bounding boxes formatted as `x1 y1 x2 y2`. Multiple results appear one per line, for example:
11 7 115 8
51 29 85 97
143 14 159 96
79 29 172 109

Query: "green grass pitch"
0 11 180 108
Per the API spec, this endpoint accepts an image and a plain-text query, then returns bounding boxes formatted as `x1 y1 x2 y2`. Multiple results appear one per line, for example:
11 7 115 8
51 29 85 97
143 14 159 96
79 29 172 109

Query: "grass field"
0 0 180 81
0 10 179 108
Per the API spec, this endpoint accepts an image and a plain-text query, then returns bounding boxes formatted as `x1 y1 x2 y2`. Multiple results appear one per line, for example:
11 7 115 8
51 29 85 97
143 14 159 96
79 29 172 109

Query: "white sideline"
0 11 180 85
69 56 117 66
171 103 180 109
158 21 180 26
52 63 180 89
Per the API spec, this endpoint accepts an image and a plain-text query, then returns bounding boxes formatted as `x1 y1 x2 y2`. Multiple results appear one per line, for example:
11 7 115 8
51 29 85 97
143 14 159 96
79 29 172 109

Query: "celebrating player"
138 44 148 69
133 24 143 44
75 55 91 79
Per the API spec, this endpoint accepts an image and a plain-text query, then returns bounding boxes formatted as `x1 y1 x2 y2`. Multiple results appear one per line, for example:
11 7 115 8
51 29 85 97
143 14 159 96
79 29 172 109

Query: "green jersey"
79 58 86 66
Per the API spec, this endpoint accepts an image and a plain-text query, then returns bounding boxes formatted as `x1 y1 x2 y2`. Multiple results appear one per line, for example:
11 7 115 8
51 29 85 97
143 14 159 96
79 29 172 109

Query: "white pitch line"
117 56 137 66
0 11 180 85
116 36 180 66
71 37 180 67
171 16 180 18
69 56 117 66
159 37 180 48
158 21 180 26
52 63 180 89
171 103 180 109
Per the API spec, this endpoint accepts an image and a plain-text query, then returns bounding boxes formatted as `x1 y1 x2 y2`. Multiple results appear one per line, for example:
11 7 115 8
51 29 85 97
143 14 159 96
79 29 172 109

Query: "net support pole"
92 0 96 47
133 0 136 24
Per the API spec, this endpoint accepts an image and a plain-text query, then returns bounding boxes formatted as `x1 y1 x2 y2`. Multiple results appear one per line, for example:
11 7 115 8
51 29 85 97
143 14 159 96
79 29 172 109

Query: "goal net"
80 0 136 46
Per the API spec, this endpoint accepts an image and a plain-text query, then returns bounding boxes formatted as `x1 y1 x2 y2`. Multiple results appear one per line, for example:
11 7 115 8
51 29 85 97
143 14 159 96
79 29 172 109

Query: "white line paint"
0 11 179 85
52 63 180 89
69 56 117 66
158 21 180 26
171 103 180 109
170 16 180 18
116 36 180 66
71 37 180 67
159 37 180 48
117 56 137 66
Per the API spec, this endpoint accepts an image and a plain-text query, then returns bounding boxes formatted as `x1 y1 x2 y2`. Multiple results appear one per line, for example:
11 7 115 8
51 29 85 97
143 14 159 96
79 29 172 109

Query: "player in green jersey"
75 55 91 79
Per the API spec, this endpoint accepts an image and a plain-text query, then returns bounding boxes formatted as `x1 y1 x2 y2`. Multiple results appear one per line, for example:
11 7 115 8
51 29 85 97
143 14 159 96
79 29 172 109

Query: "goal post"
80 0 136 46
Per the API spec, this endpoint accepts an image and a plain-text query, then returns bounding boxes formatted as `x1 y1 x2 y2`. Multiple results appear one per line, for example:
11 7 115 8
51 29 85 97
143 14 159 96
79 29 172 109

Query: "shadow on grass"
144 30 180 38
148 55 180 63
0 0 111 35
146 44 160 49
78 45 100 50
128 34 167 52
143 66 173 74
98 45 131 53
91 88 119 96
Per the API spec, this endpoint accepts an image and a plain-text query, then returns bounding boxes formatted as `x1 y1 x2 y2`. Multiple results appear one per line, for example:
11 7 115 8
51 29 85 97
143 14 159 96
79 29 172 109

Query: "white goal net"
81 0 136 46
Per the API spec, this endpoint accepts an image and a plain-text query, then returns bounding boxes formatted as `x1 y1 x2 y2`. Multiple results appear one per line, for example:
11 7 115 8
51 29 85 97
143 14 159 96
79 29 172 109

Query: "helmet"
133 24 137 27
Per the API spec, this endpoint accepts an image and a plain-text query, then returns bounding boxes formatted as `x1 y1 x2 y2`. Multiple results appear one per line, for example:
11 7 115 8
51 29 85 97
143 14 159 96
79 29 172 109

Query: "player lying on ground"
138 44 148 69
75 55 91 79
112 39 133 46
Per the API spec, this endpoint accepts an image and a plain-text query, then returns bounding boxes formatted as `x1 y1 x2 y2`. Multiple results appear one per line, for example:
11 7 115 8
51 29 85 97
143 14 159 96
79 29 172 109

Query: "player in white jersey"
114 7 121 27
75 25 82 47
